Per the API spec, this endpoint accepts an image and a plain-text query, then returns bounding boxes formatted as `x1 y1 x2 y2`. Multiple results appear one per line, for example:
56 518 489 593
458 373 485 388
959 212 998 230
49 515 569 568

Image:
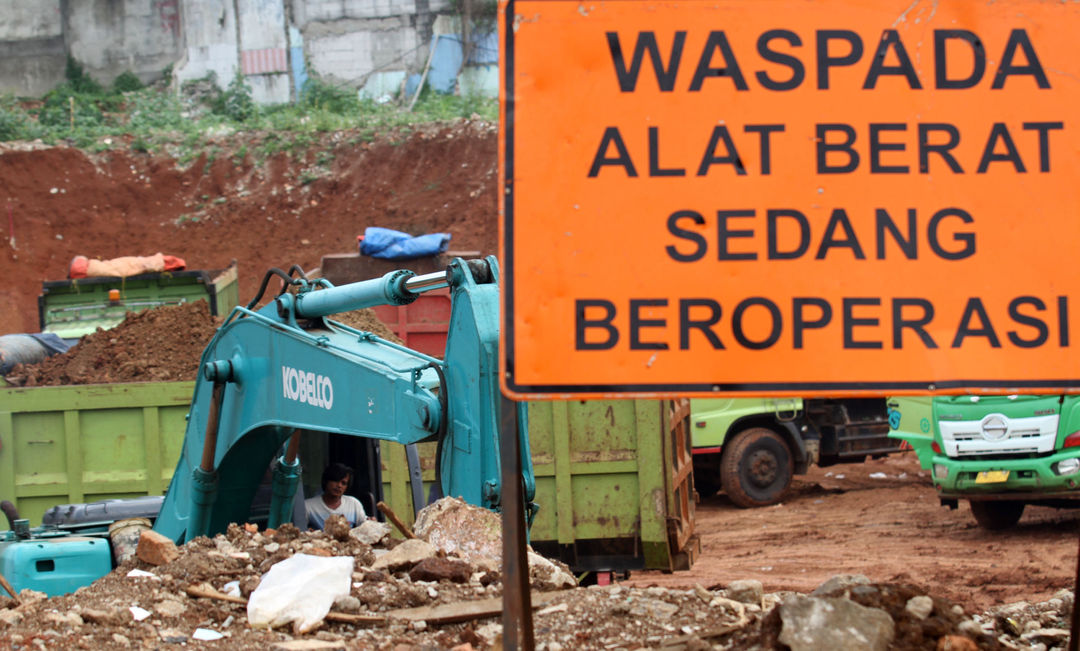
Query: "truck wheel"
969 501 1025 530
720 428 794 508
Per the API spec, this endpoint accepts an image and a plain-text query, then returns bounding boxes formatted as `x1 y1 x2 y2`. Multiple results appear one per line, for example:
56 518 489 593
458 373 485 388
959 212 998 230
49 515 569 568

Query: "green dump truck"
381 398 698 575
1 264 240 524
691 397 898 507
39 264 239 341
2 258 697 584
888 395 1080 529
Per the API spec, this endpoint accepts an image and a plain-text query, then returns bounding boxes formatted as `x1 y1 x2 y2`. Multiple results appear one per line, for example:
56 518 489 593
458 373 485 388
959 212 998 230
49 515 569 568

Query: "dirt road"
627 451 1080 613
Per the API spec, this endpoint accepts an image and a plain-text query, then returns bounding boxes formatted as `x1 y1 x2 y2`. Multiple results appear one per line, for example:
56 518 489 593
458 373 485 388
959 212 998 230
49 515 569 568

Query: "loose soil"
3 301 400 386
1 124 1078 648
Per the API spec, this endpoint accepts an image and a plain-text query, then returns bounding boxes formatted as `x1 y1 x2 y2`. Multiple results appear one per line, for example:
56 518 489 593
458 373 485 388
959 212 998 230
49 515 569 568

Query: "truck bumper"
932 448 1080 499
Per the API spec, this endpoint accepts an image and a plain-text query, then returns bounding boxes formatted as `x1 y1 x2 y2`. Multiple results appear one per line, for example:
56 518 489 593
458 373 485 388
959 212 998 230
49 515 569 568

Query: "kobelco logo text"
282 366 334 409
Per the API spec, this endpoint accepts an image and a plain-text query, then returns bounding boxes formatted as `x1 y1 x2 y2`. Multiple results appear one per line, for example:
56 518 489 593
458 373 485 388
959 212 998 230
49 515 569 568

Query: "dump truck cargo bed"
382 398 698 573
0 382 194 526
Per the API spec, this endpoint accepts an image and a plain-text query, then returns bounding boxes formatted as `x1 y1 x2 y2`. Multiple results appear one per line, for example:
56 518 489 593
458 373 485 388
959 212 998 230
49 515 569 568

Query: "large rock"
153 599 187 617
323 514 351 542
726 579 763 605
413 497 502 563
350 521 391 546
1021 628 1070 646
412 496 574 588
0 609 24 627
371 538 437 572
779 595 895 651
905 595 934 620
936 635 978 651
527 551 576 590
409 557 473 583
810 574 872 597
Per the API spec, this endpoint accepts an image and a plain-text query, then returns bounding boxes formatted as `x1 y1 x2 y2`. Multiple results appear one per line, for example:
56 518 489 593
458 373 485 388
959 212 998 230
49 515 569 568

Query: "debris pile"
0 498 1071 649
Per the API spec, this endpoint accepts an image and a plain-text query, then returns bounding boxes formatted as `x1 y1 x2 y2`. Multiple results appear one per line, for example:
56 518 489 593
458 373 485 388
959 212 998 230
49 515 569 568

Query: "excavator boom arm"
153 257 531 543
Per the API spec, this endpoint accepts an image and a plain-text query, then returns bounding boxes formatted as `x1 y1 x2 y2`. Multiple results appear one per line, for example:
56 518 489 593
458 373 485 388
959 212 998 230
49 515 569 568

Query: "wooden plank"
384 591 564 624
185 584 385 625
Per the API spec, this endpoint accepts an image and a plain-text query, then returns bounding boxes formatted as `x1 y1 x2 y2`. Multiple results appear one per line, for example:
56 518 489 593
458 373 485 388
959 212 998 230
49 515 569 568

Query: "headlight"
1056 458 1080 476
933 464 948 480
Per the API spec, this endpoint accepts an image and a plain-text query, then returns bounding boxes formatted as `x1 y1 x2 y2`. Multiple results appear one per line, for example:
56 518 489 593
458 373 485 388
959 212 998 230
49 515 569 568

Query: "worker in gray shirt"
305 462 367 529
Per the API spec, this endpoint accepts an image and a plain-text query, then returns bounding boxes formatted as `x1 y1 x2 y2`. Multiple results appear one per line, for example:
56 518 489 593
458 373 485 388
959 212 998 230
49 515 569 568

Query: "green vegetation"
0 61 498 158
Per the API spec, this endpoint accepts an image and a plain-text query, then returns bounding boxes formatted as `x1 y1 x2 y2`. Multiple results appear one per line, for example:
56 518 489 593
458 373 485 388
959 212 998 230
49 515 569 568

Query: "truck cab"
39 264 239 343
888 395 1080 529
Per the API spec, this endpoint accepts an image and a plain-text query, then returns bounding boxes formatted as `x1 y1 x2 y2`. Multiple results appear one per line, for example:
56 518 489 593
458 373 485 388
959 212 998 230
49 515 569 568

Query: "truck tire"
969 500 1025 530
720 428 794 508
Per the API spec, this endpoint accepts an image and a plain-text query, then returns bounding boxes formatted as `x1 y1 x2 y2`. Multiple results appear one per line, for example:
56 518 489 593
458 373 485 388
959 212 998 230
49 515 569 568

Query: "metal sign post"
500 395 534 649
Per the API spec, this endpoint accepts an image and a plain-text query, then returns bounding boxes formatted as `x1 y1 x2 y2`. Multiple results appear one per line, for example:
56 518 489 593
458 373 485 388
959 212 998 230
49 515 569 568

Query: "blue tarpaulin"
359 227 451 261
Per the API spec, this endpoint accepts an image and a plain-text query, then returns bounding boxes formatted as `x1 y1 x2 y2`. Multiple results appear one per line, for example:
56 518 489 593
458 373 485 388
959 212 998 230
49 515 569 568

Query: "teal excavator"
1 256 535 595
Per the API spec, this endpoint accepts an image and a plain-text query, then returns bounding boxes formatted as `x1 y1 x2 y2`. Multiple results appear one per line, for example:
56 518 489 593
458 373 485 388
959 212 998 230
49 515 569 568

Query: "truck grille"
938 413 1058 457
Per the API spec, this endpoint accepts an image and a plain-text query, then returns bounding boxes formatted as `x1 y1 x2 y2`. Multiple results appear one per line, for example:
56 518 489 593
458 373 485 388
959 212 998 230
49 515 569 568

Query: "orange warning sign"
499 0 1080 399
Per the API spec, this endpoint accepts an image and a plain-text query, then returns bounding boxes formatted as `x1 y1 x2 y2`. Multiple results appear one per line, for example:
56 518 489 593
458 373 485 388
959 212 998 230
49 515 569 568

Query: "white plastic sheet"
246 553 354 633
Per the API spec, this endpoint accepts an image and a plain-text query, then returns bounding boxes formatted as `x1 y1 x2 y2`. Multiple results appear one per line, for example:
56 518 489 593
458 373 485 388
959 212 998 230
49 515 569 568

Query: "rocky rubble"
0 499 1074 650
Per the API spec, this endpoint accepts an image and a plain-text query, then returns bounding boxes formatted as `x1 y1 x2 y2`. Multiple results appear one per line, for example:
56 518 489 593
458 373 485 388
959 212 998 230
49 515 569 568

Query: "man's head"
321 462 354 496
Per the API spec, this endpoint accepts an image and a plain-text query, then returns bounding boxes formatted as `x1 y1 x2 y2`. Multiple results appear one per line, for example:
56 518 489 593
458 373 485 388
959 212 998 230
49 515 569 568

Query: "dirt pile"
5 301 220 386
3 301 403 386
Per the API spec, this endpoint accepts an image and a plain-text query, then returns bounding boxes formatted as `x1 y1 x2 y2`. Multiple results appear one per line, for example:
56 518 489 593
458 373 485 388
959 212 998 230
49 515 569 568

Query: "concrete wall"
0 1 65 97
0 0 490 103
65 0 184 85
172 0 292 104
173 0 237 90
0 0 183 96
